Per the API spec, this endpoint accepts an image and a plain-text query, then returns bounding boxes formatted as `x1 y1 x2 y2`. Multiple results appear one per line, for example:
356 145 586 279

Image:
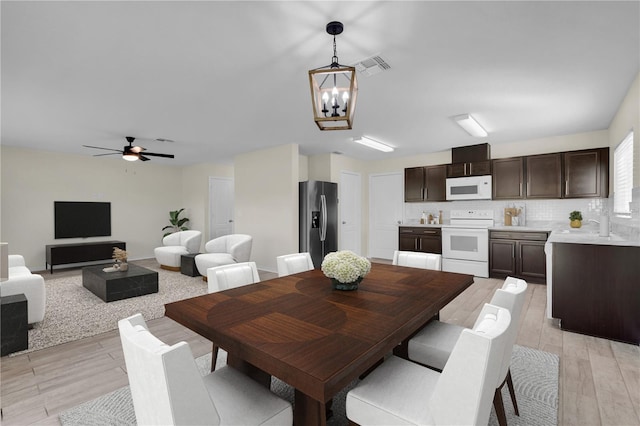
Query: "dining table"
165 262 474 426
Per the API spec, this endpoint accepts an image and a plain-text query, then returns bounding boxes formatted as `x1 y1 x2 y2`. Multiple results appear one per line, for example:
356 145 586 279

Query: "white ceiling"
2 1 639 166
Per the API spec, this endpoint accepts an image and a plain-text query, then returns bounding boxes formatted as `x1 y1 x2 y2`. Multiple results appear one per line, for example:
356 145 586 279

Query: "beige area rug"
15 260 208 355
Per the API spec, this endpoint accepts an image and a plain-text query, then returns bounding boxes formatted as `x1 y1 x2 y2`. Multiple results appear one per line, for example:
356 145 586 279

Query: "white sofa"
1 255 46 324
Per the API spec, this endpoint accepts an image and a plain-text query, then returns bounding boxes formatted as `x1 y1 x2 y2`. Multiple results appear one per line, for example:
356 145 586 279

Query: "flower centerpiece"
321 250 371 291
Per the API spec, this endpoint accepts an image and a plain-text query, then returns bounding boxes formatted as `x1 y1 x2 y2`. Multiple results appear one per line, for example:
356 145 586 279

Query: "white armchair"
0 255 46 324
346 303 511 425
154 230 202 271
392 250 442 270
276 252 314 277
118 313 292 426
194 234 252 278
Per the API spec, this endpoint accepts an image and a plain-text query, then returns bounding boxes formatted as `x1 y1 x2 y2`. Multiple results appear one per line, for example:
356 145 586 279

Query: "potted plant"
163 208 190 237
569 210 582 228
321 250 371 291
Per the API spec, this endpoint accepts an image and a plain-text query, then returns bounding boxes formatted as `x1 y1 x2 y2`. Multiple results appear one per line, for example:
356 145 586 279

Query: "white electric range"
441 209 494 277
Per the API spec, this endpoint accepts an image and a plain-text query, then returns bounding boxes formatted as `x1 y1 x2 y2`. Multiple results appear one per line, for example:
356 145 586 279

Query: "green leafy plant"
569 210 582 221
162 208 190 237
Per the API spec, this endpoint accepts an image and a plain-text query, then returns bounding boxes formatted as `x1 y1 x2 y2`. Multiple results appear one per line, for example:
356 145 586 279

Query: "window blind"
614 131 633 215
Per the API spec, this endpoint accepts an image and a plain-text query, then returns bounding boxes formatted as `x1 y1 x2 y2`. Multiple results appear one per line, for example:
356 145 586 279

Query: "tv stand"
45 241 126 273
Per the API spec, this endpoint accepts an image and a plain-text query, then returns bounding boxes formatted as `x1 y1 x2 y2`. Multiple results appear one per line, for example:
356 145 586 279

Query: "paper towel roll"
599 215 609 237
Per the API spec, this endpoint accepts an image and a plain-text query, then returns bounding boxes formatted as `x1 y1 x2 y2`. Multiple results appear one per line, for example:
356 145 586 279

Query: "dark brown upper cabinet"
563 148 609 198
525 153 562 199
447 143 492 177
404 165 447 202
492 157 525 199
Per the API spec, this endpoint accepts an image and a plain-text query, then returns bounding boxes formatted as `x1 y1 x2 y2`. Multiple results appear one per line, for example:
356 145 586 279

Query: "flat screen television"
54 201 111 239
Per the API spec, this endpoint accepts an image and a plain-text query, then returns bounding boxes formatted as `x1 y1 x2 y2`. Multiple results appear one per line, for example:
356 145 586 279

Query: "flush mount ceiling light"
308 21 358 131
454 114 488 137
353 136 394 152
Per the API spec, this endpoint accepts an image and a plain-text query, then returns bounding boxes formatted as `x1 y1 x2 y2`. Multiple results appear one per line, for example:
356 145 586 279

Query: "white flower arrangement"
321 250 371 284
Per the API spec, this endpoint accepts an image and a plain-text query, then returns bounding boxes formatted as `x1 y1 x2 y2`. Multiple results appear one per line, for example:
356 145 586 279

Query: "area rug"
15 262 207 354
59 344 559 426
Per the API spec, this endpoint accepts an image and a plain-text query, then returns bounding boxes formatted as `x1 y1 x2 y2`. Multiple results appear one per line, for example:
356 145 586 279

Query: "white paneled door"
340 171 362 255
369 172 403 259
208 177 234 240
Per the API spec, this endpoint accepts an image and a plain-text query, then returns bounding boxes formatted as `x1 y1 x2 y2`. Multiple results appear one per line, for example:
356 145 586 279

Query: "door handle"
320 195 327 242
228 219 234 223
342 221 347 224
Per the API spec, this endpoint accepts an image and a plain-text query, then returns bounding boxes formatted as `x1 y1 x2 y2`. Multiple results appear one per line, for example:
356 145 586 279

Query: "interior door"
340 171 362 255
369 172 403 259
208 177 234 240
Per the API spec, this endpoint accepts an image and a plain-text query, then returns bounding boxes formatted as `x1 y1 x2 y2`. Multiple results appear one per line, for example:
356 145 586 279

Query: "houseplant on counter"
321 250 371 291
162 208 190 237
569 210 583 228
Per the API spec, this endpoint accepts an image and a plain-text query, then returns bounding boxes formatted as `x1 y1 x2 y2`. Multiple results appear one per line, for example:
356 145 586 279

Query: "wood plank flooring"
1 261 638 425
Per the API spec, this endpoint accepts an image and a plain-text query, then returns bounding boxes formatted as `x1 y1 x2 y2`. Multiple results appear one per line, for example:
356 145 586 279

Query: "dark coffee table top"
82 263 157 280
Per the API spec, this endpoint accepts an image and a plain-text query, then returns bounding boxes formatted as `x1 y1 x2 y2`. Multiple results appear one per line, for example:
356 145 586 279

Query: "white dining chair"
408 276 528 426
392 250 442 270
118 313 292 426
276 252 314 277
206 261 260 370
346 303 511 425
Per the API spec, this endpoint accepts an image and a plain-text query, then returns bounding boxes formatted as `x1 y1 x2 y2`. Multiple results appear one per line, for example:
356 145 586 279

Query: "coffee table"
82 264 159 302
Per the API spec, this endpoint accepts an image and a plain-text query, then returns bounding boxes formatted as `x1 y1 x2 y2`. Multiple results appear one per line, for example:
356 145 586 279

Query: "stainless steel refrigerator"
299 181 338 268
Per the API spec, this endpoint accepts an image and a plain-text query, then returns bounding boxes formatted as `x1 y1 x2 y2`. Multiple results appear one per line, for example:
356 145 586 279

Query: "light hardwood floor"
1 261 638 425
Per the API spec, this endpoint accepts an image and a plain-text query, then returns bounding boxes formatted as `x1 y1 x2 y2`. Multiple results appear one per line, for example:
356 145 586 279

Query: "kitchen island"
545 226 640 345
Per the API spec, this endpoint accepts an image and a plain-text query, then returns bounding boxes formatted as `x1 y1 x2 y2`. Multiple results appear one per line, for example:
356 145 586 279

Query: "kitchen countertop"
400 221 640 246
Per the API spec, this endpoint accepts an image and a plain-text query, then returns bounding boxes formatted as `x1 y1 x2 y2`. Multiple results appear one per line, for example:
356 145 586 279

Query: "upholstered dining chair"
407 276 528 426
206 261 260 370
392 250 442 270
194 234 253 279
118 313 292 426
154 230 202 271
276 252 314 277
346 303 511 426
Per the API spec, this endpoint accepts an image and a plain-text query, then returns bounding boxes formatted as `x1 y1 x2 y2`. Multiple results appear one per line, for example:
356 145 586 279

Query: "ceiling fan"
83 136 175 162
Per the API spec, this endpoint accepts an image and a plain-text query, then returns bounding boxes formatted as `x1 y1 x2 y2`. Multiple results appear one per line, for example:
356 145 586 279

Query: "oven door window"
450 235 478 252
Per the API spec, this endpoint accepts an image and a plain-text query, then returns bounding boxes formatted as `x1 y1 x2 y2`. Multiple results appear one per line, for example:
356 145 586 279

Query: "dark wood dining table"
165 263 474 426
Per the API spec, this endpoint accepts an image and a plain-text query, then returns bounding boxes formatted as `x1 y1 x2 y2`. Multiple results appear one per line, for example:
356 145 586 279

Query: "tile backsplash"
405 195 640 241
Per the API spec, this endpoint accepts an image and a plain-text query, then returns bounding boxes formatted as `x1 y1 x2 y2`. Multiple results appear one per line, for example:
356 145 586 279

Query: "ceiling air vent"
353 54 391 77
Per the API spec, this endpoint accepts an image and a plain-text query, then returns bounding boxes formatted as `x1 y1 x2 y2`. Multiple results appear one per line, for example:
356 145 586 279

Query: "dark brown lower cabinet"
398 227 442 254
489 231 547 283
552 243 640 345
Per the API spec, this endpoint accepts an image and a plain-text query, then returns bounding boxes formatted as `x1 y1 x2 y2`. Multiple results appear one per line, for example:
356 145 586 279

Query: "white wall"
1 146 182 271
234 144 299 272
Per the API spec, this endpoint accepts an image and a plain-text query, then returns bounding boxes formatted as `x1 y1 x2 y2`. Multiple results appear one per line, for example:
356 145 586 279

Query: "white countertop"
400 220 640 246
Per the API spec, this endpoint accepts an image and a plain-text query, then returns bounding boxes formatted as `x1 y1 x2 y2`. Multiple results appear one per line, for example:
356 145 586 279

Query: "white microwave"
446 175 492 200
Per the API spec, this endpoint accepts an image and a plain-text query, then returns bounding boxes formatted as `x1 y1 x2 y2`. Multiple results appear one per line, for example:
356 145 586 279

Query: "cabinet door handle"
424 188 428 199
519 182 522 197
464 163 468 175
512 245 515 259
565 180 569 194
415 239 418 250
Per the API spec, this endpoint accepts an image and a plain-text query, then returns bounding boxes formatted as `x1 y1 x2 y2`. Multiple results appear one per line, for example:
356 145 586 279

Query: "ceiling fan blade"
93 153 121 157
142 152 174 159
139 155 151 161
83 145 121 153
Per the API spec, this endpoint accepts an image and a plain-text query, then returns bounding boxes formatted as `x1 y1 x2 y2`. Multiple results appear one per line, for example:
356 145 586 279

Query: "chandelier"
308 21 358 131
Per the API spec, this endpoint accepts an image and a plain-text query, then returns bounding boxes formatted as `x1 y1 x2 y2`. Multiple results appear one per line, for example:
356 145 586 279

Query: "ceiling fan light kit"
309 21 358 131
454 114 488 137
83 136 175 162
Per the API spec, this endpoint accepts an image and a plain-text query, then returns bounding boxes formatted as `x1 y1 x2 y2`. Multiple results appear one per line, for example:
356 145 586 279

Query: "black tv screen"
54 201 111 239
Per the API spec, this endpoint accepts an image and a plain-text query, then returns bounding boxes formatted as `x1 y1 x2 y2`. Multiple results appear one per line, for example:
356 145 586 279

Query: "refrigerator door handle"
320 194 327 242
